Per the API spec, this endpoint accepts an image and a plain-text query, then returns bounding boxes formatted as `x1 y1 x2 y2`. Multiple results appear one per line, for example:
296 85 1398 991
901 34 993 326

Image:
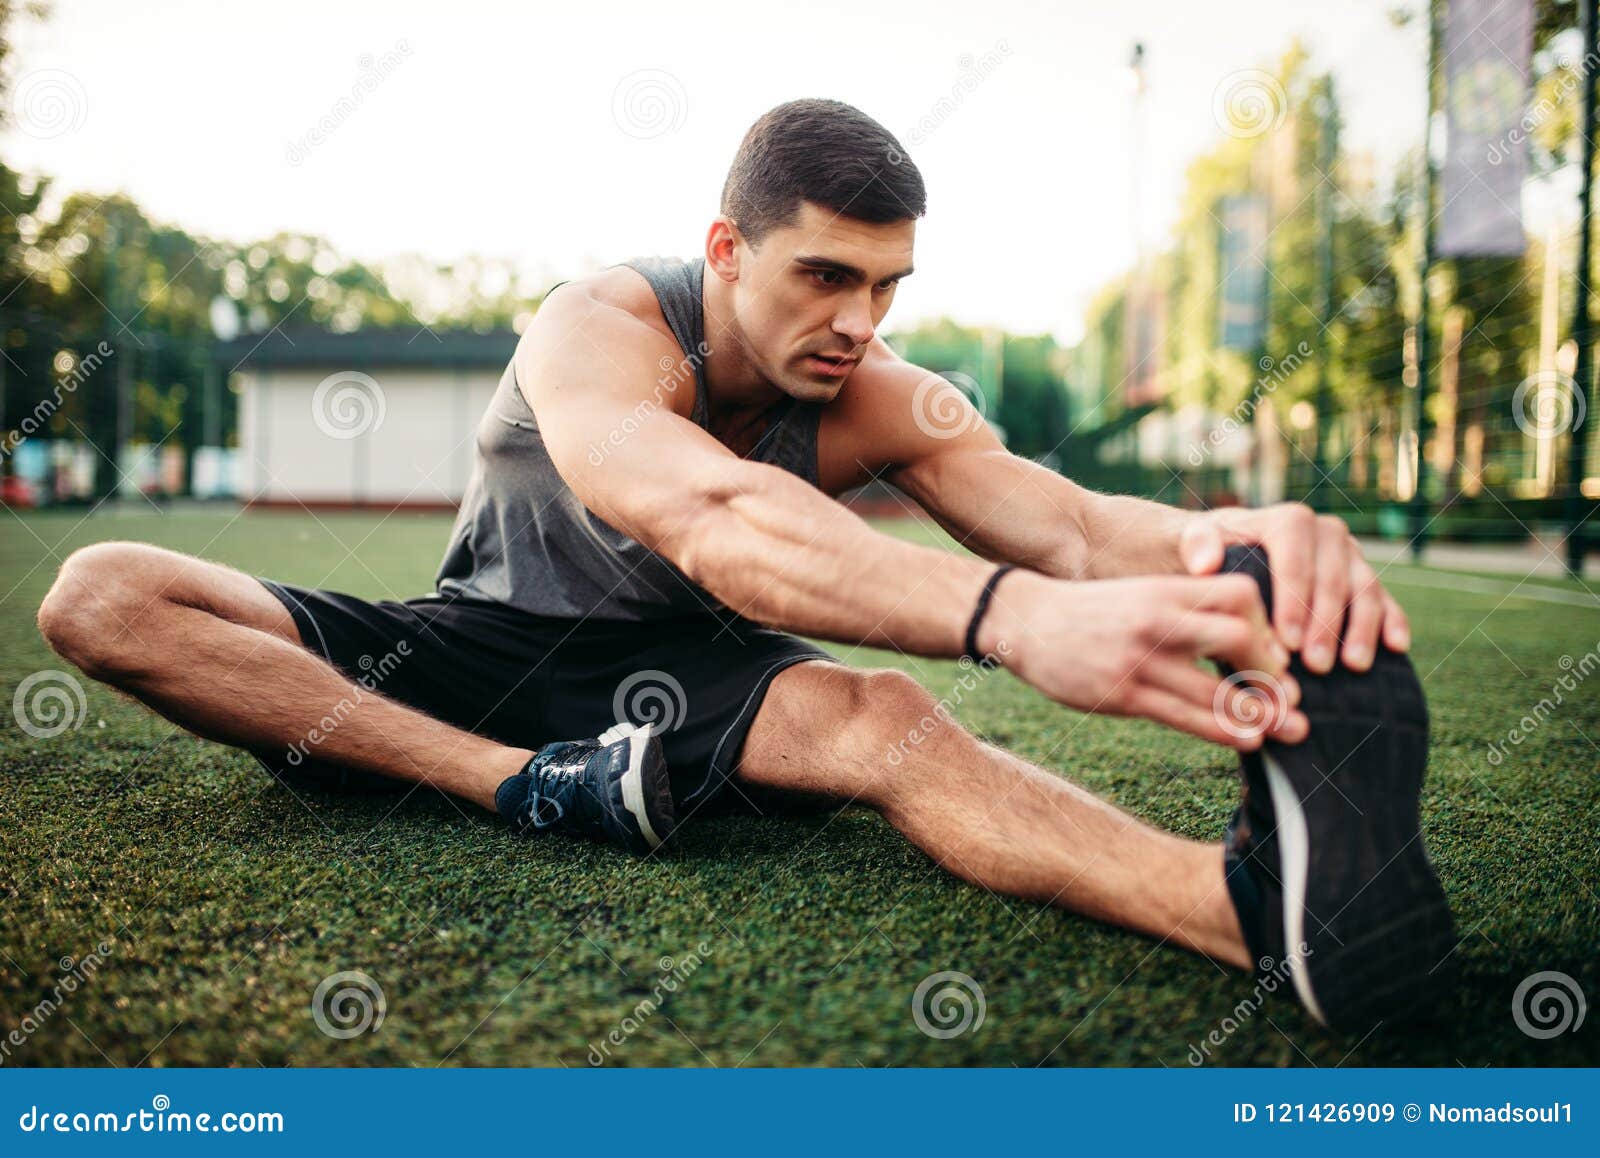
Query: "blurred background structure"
0 0 1596 574
223 328 514 508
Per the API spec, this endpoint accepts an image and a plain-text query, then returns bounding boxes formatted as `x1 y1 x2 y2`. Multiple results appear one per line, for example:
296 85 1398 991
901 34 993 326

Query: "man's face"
725 202 915 402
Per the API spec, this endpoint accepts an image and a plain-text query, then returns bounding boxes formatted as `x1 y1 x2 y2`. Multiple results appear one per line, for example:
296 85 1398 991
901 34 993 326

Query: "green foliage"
887 320 1073 460
1075 30 1590 505
0 190 548 477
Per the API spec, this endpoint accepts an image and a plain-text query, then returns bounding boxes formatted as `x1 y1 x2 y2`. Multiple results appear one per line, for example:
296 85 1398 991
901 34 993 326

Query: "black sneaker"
495 721 676 855
1218 544 1456 1032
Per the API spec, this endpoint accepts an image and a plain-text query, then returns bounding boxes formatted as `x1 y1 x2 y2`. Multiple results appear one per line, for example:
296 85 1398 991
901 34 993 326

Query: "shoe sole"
1219 544 1456 1031
1254 646 1456 1032
612 723 666 851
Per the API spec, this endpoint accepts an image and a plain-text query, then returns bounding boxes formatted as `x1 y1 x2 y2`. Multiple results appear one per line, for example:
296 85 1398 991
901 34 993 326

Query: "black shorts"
251 579 838 814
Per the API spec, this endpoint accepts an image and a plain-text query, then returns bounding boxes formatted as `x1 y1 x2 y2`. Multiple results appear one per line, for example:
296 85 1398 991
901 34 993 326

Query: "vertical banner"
1217 193 1269 352
1436 0 1533 257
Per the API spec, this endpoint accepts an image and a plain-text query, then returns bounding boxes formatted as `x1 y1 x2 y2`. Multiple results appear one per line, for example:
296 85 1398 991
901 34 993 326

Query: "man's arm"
519 284 1298 749
522 283 1001 659
855 352 1409 675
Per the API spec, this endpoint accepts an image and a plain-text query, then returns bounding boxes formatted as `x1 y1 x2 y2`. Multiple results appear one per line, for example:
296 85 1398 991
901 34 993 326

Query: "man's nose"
833 293 875 348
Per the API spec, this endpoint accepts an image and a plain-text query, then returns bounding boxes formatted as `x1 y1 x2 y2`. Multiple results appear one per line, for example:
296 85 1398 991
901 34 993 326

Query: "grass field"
2 507 1597 1067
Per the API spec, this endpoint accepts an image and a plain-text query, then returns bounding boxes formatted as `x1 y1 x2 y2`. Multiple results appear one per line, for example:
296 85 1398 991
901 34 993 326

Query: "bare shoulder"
516 266 690 415
829 339 930 421
819 340 955 481
530 265 675 343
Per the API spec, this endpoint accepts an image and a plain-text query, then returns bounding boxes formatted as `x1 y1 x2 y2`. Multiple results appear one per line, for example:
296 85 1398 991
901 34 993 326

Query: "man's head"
708 99 925 401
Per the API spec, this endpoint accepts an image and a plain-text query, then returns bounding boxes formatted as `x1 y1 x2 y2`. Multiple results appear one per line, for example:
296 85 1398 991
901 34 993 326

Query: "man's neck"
698 261 788 430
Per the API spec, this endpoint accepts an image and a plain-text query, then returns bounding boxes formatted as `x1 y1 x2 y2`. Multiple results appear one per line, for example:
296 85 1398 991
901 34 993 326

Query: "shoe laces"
518 723 640 832
522 748 597 830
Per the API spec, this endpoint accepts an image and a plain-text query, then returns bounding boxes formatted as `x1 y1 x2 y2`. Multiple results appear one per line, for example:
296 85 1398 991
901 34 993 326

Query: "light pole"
1125 41 1148 470
1310 79 1338 511
1410 1 1438 562
1566 0 1598 578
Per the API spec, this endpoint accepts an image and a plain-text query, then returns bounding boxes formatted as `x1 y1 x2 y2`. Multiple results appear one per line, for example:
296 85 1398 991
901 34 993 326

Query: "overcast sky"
4 0 1432 342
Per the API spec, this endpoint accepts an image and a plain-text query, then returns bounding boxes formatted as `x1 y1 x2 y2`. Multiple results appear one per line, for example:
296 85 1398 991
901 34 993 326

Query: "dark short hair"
720 99 926 246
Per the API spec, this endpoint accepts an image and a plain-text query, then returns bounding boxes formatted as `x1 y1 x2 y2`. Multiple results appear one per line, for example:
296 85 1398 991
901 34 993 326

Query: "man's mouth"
805 353 858 377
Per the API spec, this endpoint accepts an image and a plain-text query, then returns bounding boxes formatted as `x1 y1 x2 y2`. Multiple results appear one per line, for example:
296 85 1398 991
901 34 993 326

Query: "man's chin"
792 382 845 404
779 369 847 403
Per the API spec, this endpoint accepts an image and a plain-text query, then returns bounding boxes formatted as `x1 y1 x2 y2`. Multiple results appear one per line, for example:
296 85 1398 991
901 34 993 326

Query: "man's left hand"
1176 503 1410 674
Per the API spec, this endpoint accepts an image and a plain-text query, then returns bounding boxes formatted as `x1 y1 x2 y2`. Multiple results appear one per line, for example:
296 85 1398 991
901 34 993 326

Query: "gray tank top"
435 255 825 621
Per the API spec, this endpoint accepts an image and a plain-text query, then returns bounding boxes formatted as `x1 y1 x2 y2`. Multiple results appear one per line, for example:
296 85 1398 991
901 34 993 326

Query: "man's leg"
36 541 527 810
736 661 1252 970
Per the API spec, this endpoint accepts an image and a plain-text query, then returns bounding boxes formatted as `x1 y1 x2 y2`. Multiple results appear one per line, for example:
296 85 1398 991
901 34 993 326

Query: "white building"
225 328 517 509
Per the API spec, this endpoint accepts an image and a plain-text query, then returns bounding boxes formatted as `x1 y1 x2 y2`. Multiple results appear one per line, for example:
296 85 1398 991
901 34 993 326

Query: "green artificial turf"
1 507 1596 1067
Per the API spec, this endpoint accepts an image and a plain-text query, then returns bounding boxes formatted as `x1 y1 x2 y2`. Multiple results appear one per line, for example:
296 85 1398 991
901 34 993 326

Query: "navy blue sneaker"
495 721 676 855
1219 545 1456 1032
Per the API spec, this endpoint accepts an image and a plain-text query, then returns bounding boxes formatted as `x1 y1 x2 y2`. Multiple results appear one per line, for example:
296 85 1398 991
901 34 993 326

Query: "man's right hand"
979 570 1308 750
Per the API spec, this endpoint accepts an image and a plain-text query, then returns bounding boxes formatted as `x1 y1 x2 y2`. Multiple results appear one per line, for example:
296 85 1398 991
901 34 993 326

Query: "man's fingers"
1302 516 1352 674
1135 679 1306 750
1262 505 1316 651
1381 590 1412 652
1178 518 1227 576
1149 661 1306 745
1340 561 1386 671
1169 609 1288 680
1185 573 1278 643
1134 685 1251 749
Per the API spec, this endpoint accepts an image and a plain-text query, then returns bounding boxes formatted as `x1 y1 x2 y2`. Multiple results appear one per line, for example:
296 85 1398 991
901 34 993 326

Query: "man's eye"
875 279 899 292
810 269 843 287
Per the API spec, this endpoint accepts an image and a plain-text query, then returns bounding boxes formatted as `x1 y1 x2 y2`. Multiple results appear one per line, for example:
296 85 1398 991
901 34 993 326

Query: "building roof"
218 326 517 371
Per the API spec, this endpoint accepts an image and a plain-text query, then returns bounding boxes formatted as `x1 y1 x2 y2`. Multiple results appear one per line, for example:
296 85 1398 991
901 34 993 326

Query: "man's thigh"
52 541 302 647
244 583 553 793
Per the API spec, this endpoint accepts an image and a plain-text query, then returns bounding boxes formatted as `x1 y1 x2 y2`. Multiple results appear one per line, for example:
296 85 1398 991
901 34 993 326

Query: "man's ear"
704 216 744 283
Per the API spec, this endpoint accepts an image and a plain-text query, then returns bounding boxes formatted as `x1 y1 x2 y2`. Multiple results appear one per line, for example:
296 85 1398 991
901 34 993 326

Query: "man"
37 99 1453 1033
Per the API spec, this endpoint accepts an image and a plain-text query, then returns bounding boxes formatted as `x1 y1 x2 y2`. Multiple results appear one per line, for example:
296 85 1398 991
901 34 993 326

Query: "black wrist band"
962 564 1017 663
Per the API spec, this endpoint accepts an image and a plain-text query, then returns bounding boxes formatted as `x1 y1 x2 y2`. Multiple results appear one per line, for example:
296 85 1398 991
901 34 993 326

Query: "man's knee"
827 666 972 794
37 541 177 677
744 662 980 803
848 667 976 767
